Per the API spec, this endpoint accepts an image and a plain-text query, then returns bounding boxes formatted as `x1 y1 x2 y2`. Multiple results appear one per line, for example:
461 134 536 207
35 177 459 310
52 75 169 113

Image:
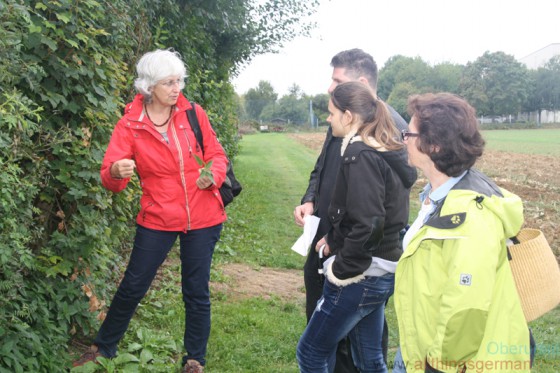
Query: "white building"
518 44 560 124
520 43 560 69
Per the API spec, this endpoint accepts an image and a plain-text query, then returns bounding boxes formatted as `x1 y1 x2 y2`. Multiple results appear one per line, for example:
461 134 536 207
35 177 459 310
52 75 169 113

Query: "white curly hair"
133 49 187 102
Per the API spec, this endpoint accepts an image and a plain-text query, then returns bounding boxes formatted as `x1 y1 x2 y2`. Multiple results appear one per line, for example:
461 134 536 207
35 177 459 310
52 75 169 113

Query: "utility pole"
309 100 314 128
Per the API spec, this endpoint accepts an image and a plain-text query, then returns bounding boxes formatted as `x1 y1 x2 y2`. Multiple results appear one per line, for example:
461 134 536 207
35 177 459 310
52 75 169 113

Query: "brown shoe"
182 359 204 373
72 345 102 367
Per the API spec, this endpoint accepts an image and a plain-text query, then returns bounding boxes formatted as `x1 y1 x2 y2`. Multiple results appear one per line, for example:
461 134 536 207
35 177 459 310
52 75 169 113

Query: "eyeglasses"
401 130 419 141
159 78 184 88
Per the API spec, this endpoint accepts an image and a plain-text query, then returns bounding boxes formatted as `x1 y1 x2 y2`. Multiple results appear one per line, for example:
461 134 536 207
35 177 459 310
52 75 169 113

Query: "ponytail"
331 82 404 151
360 99 403 151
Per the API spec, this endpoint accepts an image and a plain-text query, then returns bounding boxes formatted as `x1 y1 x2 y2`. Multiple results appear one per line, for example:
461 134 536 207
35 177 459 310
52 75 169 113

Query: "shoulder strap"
186 102 204 154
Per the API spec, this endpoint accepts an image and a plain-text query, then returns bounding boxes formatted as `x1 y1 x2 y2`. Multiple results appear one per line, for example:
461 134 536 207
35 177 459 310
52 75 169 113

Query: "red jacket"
100 93 228 231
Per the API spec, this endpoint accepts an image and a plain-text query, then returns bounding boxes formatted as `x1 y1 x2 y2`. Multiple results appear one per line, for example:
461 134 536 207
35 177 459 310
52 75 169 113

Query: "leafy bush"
0 0 317 370
0 1 140 371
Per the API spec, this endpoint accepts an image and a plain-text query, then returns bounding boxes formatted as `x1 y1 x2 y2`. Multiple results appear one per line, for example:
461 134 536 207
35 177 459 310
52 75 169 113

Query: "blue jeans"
392 348 406 373
297 273 395 373
94 224 222 366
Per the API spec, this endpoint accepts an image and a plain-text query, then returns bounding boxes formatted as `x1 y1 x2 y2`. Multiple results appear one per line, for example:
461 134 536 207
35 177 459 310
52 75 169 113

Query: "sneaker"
72 345 102 367
182 359 204 373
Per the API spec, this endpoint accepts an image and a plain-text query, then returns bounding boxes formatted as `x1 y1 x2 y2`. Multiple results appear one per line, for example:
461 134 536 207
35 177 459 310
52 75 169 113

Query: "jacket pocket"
141 202 153 222
328 205 346 231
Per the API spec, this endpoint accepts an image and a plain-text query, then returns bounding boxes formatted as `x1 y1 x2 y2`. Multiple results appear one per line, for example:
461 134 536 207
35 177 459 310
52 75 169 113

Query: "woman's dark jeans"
94 224 222 366
297 273 395 373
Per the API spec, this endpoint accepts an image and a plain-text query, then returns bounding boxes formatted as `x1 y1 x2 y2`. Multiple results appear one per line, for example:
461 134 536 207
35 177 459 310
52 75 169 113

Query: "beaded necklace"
144 104 173 127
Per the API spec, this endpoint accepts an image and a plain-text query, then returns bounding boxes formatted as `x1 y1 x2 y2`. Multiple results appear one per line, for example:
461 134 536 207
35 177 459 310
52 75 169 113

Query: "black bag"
186 103 242 207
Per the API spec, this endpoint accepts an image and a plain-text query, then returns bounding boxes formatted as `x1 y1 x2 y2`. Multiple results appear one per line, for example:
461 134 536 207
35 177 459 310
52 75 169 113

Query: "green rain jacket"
395 169 531 372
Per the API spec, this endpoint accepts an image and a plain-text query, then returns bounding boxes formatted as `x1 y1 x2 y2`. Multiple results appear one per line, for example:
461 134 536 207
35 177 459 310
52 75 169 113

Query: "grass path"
208 133 321 372
215 133 320 269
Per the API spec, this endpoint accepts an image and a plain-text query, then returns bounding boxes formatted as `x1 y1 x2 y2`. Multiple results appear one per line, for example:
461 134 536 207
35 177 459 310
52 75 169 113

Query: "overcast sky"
232 0 559 96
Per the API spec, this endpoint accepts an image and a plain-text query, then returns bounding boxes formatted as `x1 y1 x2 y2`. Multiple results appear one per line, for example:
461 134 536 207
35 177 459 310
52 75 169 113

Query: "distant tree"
262 87 308 124
277 95 309 124
312 93 330 124
387 82 418 122
459 51 529 116
378 55 431 99
244 80 278 120
259 101 278 122
429 62 464 94
234 93 247 121
534 56 560 111
288 83 304 98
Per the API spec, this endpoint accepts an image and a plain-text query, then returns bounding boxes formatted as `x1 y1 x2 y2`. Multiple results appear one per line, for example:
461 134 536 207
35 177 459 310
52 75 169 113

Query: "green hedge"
0 0 319 368
0 1 239 371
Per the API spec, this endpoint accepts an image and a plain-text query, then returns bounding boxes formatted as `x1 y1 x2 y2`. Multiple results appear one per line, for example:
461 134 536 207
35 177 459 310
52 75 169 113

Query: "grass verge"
482 128 560 156
215 133 318 269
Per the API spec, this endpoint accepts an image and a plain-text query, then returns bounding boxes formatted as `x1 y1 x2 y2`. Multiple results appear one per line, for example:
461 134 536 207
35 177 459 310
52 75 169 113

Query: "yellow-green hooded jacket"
395 169 530 372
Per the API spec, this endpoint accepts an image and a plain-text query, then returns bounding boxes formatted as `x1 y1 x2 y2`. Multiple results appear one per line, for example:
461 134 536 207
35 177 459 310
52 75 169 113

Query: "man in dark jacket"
294 48 414 372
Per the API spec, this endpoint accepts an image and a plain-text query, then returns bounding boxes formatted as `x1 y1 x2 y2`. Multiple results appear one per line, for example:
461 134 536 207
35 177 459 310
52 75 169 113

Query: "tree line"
239 51 560 125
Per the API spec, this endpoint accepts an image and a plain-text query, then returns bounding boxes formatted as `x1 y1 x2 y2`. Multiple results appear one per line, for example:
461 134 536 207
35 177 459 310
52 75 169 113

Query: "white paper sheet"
291 215 320 256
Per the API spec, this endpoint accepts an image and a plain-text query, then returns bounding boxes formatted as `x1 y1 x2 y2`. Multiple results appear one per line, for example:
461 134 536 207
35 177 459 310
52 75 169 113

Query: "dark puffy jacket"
327 138 416 281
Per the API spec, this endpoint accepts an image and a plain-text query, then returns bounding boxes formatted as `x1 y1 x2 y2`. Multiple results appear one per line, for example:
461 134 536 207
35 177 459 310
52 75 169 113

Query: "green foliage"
430 62 463 93
215 134 313 269
378 55 432 100
527 56 560 112
387 82 419 123
194 155 215 184
1 0 318 371
379 57 463 118
244 80 278 120
376 52 559 120
1 1 137 371
312 93 330 124
260 86 310 125
460 51 529 115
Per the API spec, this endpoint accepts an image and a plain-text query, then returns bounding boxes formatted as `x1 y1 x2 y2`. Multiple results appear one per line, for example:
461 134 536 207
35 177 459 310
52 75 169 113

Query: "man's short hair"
331 49 378 92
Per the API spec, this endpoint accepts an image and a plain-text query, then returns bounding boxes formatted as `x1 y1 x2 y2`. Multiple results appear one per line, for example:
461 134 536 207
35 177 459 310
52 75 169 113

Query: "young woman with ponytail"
297 81 416 373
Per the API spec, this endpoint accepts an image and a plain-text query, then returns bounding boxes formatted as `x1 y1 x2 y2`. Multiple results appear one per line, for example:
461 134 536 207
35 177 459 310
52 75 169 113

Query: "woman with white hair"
73 49 228 373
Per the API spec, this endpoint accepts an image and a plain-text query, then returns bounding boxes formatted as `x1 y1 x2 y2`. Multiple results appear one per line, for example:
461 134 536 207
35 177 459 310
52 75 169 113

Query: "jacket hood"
452 169 523 238
379 149 418 189
346 135 418 189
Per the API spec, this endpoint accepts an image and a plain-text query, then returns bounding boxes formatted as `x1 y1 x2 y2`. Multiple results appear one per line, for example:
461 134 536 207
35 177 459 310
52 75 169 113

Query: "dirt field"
213 132 559 301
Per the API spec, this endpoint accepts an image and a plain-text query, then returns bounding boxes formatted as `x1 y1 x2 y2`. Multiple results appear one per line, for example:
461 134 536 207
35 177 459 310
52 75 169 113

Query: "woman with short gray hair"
73 49 228 373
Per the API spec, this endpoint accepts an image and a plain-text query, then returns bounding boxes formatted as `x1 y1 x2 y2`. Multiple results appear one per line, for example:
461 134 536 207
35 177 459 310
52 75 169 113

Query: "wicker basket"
508 228 560 322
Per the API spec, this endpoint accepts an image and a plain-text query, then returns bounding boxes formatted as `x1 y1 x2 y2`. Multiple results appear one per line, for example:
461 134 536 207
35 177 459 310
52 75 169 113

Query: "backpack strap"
186 102 204 155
